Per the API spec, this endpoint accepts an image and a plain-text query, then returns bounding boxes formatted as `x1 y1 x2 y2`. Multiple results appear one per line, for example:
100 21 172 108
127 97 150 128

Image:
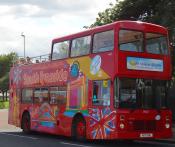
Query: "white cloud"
0 0 116 57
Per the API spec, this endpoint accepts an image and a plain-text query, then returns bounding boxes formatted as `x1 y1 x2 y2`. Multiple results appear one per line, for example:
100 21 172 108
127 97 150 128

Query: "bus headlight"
120 123 125 129
155 115 161 120
165 123 170 129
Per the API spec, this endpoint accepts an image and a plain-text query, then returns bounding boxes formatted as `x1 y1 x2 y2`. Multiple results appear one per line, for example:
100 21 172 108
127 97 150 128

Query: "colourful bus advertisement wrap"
9 21 172 140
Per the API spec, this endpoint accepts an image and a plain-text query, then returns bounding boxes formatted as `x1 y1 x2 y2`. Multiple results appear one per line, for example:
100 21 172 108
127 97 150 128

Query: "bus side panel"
8 69 21 127
28 104 61 135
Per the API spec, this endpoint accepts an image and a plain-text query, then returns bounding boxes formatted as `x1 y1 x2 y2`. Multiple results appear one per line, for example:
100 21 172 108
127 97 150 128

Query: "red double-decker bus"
9 21 172 140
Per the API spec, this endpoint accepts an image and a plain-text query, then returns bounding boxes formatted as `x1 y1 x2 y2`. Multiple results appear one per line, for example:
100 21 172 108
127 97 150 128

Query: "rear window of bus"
22 89 33 103
52 40 69 60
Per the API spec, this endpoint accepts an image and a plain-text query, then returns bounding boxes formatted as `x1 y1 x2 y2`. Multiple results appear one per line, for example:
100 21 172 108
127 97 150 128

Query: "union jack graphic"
89 108 116 139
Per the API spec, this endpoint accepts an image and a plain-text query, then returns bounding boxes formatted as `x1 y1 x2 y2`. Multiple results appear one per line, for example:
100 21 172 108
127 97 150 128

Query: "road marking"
0 129 22 132
60 142 93 147
0 132 39 140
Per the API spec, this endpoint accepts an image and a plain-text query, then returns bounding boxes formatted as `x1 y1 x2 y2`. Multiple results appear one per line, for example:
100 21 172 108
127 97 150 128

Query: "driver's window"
92 80 110 106
119 78 137 108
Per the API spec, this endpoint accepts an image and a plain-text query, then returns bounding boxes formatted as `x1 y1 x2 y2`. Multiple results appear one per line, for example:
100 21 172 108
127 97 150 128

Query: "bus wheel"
22 113 31 133
73 117 86 141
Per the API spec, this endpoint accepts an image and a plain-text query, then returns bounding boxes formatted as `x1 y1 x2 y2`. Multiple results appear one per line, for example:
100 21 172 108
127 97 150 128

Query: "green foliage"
0 73 9 92
0 101 9 109
0 52 17 78
90 0 175 42
0 52 17 96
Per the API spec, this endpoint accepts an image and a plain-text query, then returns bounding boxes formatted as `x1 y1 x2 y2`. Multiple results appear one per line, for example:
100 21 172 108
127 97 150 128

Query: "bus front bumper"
113 130 172 140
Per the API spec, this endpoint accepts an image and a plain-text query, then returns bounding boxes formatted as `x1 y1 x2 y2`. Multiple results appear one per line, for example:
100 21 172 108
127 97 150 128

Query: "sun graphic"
129 60 136 66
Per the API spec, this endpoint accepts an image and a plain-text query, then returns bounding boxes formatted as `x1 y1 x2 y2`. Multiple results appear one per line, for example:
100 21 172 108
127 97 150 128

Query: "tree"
0 73 9 101
0 52 17 101
90 0 175 43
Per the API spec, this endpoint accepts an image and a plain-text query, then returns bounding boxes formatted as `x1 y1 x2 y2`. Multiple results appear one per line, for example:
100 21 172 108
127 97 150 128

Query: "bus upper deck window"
119 29 143 52
93 30 114 53
71 36 91 57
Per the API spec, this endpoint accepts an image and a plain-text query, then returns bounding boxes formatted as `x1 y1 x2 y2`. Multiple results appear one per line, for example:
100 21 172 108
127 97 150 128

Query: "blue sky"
0 0 116 57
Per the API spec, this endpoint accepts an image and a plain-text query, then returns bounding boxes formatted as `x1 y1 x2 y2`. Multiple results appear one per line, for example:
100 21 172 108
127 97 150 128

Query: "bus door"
91 80 111 107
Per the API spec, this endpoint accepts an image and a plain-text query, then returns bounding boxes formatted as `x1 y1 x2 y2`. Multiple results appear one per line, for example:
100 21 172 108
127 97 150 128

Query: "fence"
13 54 51 66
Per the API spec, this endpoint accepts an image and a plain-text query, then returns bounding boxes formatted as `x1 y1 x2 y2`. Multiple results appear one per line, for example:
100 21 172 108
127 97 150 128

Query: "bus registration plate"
140 133 153 138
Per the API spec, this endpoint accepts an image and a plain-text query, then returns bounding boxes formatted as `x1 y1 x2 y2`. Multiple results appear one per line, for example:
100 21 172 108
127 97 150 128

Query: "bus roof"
52 20 168 43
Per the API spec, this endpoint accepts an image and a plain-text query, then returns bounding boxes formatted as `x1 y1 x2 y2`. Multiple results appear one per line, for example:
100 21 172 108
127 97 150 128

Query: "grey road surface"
0 131 174 147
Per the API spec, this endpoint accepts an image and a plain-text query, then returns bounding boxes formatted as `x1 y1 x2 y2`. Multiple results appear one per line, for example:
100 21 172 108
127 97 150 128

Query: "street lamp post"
21 32 26 58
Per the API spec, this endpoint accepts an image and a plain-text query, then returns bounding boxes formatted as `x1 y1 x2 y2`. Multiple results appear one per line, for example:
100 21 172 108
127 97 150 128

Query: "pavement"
0 109 175 144
0 109 21 132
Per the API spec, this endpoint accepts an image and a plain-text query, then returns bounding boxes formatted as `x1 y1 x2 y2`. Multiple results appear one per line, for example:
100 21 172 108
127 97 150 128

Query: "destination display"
127 57 163 72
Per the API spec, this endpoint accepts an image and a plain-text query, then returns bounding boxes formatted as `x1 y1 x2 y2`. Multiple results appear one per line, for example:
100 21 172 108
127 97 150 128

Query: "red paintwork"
114 21 171 80
76 121 86 138
9 21 172 140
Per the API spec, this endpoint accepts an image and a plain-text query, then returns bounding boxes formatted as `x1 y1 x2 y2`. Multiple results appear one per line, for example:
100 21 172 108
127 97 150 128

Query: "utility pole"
21 32 26 58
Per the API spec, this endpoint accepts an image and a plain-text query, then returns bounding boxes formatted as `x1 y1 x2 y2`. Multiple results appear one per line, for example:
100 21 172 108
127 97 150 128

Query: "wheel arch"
21 110 30 129
71 112 86 137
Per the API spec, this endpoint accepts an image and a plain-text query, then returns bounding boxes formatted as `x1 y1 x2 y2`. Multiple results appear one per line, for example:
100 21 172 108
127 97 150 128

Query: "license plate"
140 133 153 138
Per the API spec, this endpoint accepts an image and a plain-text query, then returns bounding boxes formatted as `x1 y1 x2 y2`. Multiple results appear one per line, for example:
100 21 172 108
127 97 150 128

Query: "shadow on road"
1 131 171 147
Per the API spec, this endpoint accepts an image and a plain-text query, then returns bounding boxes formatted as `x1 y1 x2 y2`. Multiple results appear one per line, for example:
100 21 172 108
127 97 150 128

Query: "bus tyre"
72 117 86 141
22 113 31 134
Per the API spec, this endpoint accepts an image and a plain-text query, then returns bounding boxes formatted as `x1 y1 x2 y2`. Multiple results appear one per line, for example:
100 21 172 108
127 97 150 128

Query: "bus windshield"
114 78 168 109
146 33 168 55
119 29 169 55
119 30 143 52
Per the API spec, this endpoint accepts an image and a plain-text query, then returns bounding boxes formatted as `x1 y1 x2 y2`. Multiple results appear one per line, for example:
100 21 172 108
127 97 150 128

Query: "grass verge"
0 101 9 109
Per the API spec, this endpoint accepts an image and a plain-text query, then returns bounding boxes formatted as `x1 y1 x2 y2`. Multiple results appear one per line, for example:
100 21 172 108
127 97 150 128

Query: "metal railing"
13 54 51 66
